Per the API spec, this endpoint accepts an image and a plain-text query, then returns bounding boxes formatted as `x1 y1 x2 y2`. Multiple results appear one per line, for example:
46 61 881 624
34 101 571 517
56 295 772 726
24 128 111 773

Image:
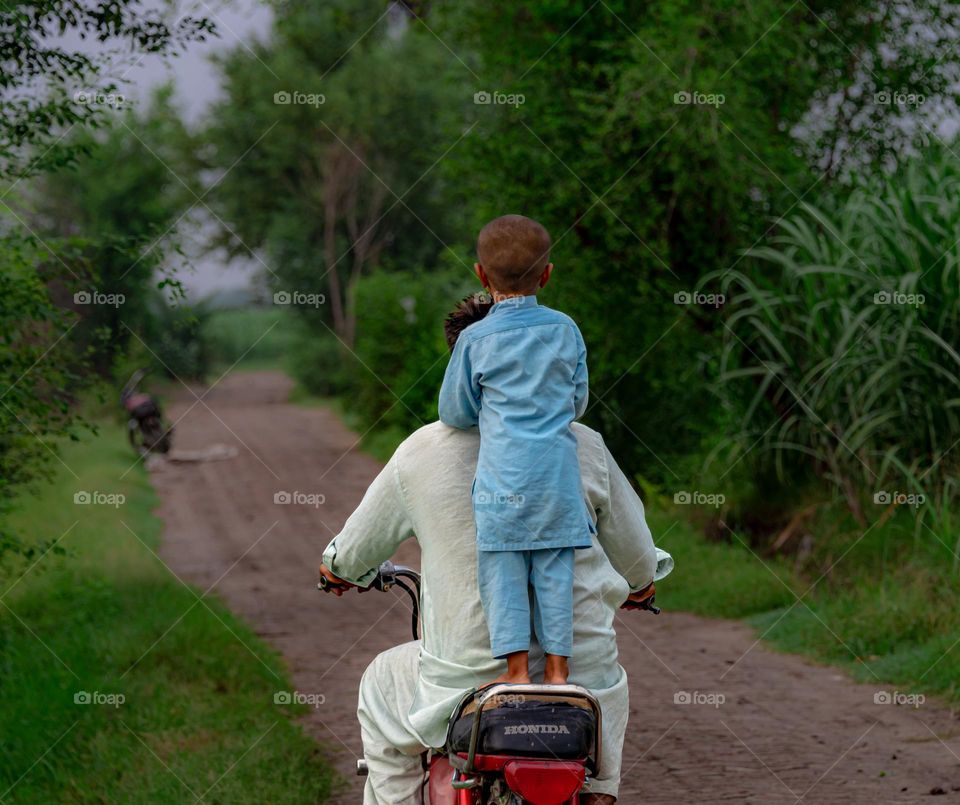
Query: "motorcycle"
120 368 173 457
319 560 660 804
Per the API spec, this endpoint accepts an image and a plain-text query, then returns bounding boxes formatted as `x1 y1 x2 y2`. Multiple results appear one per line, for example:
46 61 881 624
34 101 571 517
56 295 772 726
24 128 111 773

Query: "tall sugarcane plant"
712 151 960 554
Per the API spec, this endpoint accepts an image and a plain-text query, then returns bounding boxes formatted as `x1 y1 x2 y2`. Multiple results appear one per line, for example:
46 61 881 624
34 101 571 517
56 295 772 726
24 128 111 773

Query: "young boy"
438 214 593 685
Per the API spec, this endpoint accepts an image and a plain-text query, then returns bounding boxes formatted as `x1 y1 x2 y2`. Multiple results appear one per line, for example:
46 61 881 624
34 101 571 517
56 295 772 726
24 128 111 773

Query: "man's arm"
594 443 657 592
573 326 588 419
321 456 414 587
438 337 480 429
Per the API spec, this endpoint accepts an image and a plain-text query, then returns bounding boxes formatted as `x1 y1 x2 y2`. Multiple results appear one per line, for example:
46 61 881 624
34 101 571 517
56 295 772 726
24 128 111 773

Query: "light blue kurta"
438 295 593 551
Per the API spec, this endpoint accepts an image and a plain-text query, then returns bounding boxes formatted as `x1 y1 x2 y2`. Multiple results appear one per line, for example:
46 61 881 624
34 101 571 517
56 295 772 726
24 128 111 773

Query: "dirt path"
151 371 960 803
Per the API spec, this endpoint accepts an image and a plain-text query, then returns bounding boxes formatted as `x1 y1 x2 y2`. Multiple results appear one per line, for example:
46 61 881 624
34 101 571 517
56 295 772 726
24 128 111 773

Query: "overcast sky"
117 0 274 301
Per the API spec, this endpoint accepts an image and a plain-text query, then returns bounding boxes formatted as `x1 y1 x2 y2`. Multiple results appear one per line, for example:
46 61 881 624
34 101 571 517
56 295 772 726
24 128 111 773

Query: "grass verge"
648 505 960 704
0 423 337 803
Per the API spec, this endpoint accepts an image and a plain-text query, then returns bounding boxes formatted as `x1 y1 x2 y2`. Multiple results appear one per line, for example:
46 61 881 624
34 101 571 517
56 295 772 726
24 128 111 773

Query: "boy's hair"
444 293 493 352
477 214 551 293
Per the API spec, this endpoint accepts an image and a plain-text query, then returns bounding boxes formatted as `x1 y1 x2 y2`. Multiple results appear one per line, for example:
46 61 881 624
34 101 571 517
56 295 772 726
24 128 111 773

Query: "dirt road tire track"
151 372 960 803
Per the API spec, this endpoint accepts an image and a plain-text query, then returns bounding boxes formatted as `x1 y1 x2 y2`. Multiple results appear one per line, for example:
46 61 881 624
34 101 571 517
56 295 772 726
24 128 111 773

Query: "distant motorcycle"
120 368 172 456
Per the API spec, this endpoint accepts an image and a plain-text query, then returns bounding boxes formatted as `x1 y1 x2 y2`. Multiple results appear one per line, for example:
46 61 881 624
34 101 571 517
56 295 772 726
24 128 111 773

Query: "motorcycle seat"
125 397 160 419
448 699 596 761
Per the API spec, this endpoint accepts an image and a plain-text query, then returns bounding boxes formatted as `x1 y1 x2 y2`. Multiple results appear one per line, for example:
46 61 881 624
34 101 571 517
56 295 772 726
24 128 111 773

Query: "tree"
207 0 462 346
0 0 213 180
24 86 201 374
429 0 960 485
0 4 213 572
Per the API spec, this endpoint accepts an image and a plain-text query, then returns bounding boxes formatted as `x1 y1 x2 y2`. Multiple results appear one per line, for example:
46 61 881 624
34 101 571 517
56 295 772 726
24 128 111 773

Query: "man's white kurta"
322 421 663 798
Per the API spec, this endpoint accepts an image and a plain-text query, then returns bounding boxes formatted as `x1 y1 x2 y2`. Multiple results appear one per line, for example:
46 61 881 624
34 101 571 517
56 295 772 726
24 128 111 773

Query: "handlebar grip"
318 575 349 592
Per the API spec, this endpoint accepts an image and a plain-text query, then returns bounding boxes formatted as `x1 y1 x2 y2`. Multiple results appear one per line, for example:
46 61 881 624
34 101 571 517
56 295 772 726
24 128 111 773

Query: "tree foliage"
208 0 464 346
206 0 960 528
0 0 213 179
427 0 960 486
0 0 212 567
26 86 201 373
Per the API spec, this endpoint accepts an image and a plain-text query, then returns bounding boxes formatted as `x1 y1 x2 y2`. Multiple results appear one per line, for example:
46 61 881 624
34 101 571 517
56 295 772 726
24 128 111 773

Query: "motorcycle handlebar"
319 561 422 640
318 559 659 643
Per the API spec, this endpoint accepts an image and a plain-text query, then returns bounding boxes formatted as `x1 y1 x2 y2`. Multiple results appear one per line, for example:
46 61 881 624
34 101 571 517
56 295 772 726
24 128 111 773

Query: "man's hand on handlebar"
318 564 356 596
620 581 656 611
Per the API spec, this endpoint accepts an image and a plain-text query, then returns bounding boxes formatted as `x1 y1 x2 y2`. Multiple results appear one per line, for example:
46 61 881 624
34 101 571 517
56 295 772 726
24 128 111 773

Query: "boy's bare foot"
543 653 569 685
490 668 531 685
489 650 530 685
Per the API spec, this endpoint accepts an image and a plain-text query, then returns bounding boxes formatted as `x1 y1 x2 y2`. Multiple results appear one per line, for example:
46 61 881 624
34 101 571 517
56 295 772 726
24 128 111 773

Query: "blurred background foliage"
5 0 960 571
202 0 960 555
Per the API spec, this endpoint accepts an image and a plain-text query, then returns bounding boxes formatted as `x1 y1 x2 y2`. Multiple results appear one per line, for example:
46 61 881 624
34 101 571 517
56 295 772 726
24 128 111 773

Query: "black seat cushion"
128 398 160 419
449 700 595 760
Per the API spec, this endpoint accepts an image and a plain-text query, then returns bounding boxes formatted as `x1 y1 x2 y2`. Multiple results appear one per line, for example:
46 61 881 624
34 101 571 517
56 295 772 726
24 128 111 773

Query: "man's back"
324 420 658 747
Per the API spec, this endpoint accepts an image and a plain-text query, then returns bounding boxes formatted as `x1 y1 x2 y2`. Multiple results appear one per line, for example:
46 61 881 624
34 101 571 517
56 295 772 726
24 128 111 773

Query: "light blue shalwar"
438 294 592 658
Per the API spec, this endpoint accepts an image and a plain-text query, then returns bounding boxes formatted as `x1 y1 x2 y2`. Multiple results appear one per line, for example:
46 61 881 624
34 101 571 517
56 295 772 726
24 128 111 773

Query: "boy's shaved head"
477 214 551 293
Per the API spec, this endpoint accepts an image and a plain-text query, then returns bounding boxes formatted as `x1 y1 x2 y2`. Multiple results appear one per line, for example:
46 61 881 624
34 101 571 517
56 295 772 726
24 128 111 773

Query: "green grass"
0 424 337 803
648 504 960 704
647 509 798 618
205 307 302 372
752 517 960 701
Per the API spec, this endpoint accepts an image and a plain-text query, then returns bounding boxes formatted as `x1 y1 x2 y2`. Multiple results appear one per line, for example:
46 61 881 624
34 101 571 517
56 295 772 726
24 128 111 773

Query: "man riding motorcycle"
319 420 672 803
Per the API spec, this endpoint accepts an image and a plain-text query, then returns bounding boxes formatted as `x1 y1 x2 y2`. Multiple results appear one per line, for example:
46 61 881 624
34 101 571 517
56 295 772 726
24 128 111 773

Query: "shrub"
291 268 475 431
714 149 960 537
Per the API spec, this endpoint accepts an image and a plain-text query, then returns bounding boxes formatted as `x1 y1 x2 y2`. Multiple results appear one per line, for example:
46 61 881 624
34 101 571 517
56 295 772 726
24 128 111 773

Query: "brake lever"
374 560 397 591
318 560 400 593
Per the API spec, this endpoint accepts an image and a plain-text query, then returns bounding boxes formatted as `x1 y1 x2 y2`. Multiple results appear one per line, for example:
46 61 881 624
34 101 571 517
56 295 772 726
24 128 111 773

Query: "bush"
289 335 352 398
291 268 475 430
714 149 960 534
0 236 92 573
143 300 210 381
